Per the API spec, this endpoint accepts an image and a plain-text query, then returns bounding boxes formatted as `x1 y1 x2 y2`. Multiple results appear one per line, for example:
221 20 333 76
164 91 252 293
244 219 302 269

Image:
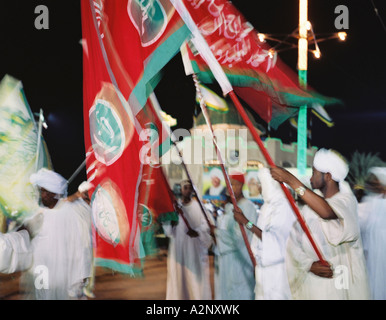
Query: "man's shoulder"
329 190 357 205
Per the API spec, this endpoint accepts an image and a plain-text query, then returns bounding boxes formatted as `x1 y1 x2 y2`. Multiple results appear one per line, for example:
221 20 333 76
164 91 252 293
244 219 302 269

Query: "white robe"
286 190 370 300
0 230 32 274
358 194 386 300
163 199 213 300
214 197 258 300
251 169 295 300
21 198 93 300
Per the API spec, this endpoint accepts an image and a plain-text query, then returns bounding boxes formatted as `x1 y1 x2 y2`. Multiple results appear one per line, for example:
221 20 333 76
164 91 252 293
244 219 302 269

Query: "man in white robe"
214 172 257 300
21 168 93 300
234 168 295 299
358 167 386 300
163 180 213 300
270 148 370 300
0 230 32 274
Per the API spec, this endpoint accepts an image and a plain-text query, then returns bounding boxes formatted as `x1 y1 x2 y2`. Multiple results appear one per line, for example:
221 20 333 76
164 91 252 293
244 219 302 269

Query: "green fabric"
192 65 340 130
129 25 190 157
130 25 190 109
156 211 179 223
95 258 144 277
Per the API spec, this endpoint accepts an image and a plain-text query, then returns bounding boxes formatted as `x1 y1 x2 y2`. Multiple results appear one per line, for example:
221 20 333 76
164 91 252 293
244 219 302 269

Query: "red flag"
179 0 339 129
81 0 188 274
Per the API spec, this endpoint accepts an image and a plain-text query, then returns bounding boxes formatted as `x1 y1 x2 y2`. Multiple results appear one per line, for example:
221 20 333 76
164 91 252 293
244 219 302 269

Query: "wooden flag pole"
194 75 256 268
228 90 328 266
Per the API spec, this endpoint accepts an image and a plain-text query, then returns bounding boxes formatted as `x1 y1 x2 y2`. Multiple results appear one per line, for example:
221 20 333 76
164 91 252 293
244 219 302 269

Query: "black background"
1 0 385 193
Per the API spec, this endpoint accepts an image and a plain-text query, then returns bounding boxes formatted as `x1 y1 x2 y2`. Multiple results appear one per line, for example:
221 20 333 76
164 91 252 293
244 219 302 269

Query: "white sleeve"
260 203 296 266
0 230 32 274
321 193 360 246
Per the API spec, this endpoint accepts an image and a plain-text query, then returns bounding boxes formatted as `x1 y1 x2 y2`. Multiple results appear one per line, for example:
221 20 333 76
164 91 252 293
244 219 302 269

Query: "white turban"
246 171 259 184
209 167 222 179
313 148 349 183
30 168 68 195
369 167 386 186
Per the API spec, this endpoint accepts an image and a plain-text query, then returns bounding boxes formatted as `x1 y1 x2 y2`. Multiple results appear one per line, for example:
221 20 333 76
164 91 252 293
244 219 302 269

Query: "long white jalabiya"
163 199 213 300
20 198 93 300
358 167 386 300
214 197 258 300
0 230 32 274
250 168 295 300
286 149 370 300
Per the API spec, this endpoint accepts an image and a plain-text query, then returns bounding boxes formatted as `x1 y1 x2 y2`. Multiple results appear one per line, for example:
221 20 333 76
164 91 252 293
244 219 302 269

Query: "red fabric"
229 172 245 185
181 0 332 128
81 0 182 271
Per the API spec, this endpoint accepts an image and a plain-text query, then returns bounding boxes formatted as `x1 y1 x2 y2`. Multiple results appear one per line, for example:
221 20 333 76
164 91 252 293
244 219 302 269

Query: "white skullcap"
313 148 349 183
30 168 68 195
369 167 386 186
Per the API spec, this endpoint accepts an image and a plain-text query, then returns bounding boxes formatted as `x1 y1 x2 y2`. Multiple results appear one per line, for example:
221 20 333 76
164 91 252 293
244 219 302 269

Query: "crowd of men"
1 148 385 300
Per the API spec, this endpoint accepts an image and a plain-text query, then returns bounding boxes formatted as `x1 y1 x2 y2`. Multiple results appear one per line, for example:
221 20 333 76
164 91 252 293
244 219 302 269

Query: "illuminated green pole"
297 0 308 177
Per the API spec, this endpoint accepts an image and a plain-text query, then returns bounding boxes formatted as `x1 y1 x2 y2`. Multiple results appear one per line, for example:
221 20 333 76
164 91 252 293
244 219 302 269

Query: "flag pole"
193 74 256 268
34 108 44 172
67 158 87 186
171 0 326 266
148 93 215 235
228 90 328 266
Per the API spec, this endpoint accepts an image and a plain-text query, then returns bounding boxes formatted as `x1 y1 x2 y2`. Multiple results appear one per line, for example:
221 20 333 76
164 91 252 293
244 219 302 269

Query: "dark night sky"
1 0 385 193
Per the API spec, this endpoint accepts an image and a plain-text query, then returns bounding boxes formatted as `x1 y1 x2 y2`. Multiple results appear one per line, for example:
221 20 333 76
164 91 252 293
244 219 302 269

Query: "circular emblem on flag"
91 181 130 247
89 100 125 166
89 83 135 166
91 184 121 246
137 203 153 229
127 0 171 47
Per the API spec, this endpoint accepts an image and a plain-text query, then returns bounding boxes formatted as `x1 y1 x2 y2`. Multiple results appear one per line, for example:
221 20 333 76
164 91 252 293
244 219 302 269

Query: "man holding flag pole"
172 0 331 269
81 0 210 275
80 0 368 301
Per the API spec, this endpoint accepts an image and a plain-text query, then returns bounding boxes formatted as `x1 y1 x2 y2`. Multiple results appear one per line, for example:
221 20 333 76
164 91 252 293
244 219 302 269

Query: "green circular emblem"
128 0 168 47
89 99 126 166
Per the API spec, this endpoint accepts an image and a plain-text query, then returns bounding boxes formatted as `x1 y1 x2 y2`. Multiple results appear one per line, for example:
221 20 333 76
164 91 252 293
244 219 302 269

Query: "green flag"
0 75 52 222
